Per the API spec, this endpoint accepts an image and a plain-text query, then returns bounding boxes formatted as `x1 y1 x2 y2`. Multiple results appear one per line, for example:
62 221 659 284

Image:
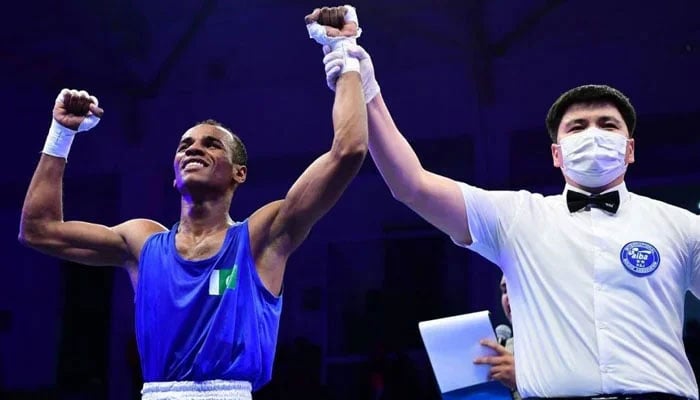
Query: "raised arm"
366 92 470 244
249 75 366 291
269 70 366 248
18 89 165 280
248 8 368 293
321 42 470 242
315 40 471 245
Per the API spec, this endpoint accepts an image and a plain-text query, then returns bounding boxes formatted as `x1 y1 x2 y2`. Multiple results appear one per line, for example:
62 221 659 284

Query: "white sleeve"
689 216 700 298
450 182 528 266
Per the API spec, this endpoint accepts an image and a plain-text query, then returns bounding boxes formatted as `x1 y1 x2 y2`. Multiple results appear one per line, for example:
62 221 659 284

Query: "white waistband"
142 379 252 400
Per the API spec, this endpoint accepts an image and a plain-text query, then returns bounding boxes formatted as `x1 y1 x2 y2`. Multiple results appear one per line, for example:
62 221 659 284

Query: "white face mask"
559 127 629 188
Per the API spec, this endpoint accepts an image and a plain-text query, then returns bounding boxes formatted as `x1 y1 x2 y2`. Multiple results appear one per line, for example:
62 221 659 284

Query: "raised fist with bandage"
306 5 362 76
306 5 380 102
305 6 359 39
44 89 104 160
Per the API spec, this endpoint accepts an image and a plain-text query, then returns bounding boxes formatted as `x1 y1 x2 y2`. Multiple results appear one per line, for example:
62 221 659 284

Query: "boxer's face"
173 125 246 193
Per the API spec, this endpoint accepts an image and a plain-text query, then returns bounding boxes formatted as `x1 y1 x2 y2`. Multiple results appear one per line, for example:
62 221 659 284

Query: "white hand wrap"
306 5 362 74
323 44 380 103
42 89 101 160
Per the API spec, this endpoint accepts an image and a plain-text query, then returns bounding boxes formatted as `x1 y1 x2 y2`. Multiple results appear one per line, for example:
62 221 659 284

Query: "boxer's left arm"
247 10 367 294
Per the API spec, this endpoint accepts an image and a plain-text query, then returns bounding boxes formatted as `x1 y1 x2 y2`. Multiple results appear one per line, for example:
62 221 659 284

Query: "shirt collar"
563 181 630 206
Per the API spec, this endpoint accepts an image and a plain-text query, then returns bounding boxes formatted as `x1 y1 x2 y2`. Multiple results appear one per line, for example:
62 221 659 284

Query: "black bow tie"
566 190 620 214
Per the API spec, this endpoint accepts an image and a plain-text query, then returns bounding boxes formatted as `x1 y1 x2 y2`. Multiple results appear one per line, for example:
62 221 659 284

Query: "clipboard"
418 310 513 399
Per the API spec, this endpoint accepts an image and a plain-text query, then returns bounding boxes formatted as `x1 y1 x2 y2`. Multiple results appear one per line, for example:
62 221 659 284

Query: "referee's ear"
551 143 563 168
625 138 635 165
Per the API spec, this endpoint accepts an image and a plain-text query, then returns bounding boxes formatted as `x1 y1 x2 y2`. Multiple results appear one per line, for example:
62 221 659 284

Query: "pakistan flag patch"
208 265 239 295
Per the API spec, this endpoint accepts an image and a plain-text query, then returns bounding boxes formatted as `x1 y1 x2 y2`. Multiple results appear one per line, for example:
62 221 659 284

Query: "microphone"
495 324 512 346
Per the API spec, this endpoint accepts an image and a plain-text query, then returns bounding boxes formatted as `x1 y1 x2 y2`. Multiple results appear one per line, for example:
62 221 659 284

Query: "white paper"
418 310 498 393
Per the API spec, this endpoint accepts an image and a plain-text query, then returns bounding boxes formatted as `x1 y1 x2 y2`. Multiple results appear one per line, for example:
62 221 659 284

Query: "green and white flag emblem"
208 265 239 295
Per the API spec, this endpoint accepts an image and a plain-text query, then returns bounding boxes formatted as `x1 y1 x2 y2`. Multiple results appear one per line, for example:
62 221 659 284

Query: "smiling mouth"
183 162 205 172
182 159 209 171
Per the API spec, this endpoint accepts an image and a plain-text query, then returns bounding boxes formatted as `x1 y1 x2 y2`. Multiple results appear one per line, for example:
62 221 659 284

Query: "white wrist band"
335 40 361 74
42 119 77 159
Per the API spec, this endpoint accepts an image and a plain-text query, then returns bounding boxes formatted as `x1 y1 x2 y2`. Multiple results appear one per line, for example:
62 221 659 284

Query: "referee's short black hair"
546 84 636 143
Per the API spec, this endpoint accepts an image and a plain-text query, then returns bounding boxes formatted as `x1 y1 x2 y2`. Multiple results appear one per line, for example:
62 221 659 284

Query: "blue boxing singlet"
135 220 282 390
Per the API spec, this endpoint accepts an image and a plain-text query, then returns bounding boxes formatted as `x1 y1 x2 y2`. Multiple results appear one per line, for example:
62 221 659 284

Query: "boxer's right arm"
19 89 165 270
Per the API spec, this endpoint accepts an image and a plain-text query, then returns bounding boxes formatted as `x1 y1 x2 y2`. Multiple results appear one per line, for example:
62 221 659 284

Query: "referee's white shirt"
453 181 700 399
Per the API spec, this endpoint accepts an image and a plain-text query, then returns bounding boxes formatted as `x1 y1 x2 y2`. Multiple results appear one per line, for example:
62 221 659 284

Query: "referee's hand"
474 339 517 390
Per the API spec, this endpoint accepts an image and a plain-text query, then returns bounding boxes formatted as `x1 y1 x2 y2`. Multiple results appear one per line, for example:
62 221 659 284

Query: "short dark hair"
196 119 248 165
545 84 636 143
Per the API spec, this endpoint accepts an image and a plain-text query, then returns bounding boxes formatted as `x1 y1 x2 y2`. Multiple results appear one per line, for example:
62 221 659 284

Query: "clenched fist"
53 89 104 131
305 6 358 37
